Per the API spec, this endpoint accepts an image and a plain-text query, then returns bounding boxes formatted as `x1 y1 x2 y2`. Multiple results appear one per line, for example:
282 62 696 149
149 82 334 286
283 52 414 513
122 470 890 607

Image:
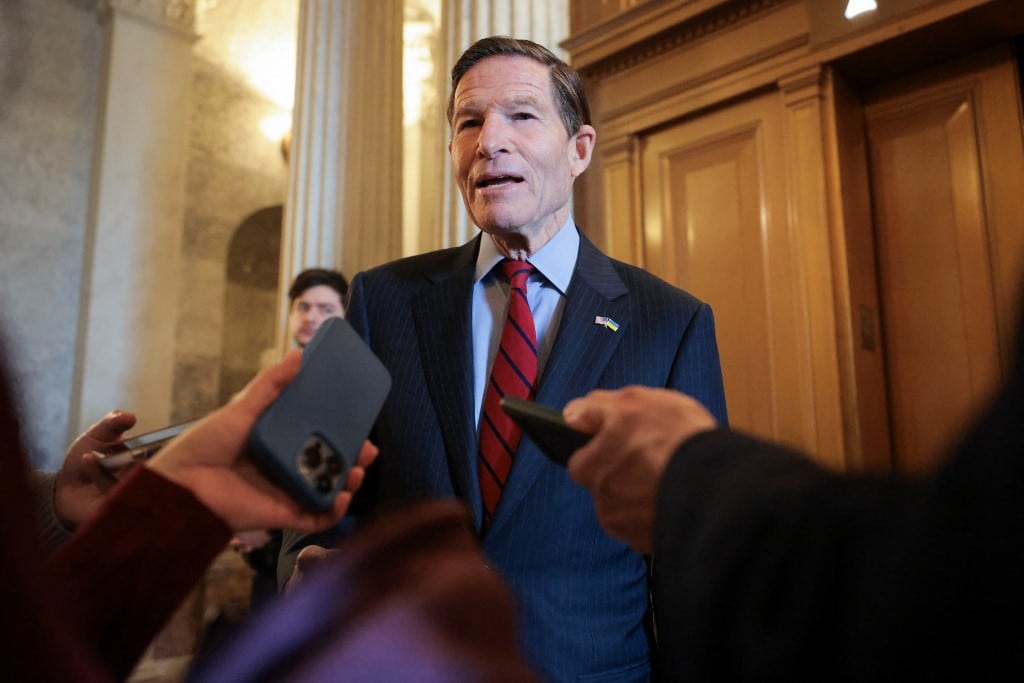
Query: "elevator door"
864 46 1024 472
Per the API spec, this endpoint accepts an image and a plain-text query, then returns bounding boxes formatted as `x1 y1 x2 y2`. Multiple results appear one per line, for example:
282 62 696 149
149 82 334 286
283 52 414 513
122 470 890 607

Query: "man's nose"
478 117 509 158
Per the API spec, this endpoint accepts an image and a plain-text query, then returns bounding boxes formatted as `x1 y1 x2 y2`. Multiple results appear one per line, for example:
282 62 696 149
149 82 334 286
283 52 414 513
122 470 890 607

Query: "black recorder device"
500 396 591 466
248 317 391 512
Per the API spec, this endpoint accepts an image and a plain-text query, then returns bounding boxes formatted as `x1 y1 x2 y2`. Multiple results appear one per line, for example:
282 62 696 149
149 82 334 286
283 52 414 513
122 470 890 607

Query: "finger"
328 490 354 521
80 451 120 486
564 396 620 481
344 466 365 493
355 441 379 468
89 410 137 441
287 484 359 533
73 410 138 452
563 397 606 434
232 350 303 415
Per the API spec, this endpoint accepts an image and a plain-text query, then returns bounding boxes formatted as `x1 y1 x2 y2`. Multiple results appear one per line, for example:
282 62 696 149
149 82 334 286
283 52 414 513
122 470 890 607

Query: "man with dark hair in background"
286 268 348 348
238 267 350 610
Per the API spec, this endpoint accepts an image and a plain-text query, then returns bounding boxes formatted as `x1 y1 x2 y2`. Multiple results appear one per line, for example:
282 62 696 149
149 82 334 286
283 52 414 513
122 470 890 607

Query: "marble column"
277 0 403 348
69 0 197 437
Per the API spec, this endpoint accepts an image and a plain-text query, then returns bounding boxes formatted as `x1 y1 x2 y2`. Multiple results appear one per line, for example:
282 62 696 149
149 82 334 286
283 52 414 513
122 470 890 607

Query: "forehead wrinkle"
453 78 548 115
452 94 549 127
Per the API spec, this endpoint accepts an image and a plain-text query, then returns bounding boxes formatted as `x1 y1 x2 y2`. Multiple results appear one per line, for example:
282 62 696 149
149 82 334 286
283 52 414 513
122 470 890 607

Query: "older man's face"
449 56 594 252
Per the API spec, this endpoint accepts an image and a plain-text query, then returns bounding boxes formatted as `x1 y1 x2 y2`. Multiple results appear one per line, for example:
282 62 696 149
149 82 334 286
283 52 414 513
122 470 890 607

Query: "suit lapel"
412 238 482 521
487 235 631 537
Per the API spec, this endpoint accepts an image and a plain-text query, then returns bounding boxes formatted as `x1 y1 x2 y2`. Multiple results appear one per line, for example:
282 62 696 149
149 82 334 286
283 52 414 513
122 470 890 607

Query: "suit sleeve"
667 302 728 424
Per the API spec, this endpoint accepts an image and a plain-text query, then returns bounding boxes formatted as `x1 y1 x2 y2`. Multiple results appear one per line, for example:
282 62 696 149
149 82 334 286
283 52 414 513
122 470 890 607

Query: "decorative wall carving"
100 0 198 36
567 0 790 79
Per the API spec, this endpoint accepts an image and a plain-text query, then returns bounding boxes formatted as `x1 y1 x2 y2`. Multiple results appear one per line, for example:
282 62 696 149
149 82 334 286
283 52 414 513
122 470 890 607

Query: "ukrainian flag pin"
594 316 620 332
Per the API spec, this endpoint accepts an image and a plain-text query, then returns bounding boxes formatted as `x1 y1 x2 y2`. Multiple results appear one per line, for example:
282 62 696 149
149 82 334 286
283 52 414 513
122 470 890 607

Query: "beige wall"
0 0 292 468
0 0 101 468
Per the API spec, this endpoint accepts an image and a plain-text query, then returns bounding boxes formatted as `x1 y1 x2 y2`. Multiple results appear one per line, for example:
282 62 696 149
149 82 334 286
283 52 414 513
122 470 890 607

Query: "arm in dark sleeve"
29 469 74 551
651 429 917 680
45 465 231 681
652 379 1024 683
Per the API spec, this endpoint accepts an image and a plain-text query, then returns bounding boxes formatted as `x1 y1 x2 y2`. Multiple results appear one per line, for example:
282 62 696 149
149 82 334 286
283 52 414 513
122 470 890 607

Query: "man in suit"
562 298 1024 680
280 36 727 681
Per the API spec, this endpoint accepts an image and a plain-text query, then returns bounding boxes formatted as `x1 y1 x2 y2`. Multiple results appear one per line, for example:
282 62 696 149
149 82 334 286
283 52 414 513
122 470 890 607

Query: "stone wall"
171 50 288 423
0 0 291 464
0 0 101 468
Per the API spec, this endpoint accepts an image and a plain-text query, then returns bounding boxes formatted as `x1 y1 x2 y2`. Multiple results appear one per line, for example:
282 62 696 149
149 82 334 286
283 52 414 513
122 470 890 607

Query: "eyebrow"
453 93 544 118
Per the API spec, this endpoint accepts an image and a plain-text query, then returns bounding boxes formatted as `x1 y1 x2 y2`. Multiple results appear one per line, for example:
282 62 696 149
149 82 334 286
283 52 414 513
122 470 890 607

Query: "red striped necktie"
478 259 537 529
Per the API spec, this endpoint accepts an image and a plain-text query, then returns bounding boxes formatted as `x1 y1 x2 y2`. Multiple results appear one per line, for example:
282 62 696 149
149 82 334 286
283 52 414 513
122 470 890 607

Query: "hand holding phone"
248 317 391 512
93 421 197 471
500 396 591 466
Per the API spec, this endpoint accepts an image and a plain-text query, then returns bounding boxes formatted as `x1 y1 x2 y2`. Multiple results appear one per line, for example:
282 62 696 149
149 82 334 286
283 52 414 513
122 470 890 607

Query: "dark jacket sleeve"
45 465 231 681
29 469 75 551
651 369 1024 683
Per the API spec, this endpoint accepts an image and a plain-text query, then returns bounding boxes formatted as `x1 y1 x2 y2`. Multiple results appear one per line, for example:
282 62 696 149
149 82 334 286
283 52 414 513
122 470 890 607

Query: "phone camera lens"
304 445 323 468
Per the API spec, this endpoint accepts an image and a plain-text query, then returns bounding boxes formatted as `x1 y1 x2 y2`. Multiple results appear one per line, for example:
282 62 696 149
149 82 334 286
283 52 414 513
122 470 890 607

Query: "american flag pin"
594 316 620 332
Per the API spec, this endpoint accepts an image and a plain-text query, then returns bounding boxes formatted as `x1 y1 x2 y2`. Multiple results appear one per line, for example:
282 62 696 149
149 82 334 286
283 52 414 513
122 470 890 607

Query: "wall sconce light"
845 0 878 20
259 113 292 162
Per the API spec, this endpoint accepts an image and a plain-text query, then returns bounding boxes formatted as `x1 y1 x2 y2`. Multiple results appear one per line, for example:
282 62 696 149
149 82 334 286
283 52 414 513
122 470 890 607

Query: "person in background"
280 36 727 681
561 291 1024 680
287 268 348 348
239 266 351 606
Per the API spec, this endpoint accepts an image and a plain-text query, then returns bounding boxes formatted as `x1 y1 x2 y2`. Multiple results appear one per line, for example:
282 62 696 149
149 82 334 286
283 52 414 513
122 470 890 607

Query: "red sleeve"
46 465 232 681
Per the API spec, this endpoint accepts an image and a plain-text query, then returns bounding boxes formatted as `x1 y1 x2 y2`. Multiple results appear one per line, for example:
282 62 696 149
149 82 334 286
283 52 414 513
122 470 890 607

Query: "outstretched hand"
147 350 378 534
54 410 137 529
287 544 338 593
562 386 717 554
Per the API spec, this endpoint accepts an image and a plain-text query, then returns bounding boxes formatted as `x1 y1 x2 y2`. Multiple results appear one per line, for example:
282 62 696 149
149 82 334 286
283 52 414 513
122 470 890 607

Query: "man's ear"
569 124 597 178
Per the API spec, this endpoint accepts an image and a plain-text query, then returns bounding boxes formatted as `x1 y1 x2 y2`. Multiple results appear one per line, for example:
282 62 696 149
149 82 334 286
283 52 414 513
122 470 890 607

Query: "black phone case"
248 317 391 511
500 396 591 466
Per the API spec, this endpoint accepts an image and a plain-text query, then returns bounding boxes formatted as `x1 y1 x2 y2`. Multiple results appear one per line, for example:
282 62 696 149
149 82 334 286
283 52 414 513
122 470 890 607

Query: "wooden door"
640 91 814 448
863 46 1024 473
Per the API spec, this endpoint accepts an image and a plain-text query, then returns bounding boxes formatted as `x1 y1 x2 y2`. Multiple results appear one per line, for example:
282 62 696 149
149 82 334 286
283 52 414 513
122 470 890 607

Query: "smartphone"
247 316 391 512
500 396 591 466
93 420 197 470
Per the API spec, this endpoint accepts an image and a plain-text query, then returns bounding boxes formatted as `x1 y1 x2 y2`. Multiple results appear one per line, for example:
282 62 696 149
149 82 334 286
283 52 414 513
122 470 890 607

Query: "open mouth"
476 174 524 188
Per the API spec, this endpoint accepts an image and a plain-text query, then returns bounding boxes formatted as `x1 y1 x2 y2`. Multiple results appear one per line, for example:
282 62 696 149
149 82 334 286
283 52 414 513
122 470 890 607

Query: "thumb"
562 398 603 435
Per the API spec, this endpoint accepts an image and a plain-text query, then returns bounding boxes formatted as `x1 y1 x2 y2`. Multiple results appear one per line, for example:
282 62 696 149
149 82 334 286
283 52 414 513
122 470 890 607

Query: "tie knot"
501 259 533 289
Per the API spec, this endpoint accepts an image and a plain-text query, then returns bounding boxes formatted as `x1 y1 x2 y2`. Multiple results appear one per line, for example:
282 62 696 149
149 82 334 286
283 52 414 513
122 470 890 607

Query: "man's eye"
512 112 535 121
457 119 481 131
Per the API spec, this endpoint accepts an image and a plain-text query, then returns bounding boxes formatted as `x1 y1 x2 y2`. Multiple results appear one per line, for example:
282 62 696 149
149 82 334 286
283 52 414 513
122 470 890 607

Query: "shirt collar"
474 217 579 295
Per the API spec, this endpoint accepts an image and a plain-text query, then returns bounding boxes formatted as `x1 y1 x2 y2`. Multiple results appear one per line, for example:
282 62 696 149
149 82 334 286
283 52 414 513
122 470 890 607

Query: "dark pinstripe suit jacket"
282 230 727 682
